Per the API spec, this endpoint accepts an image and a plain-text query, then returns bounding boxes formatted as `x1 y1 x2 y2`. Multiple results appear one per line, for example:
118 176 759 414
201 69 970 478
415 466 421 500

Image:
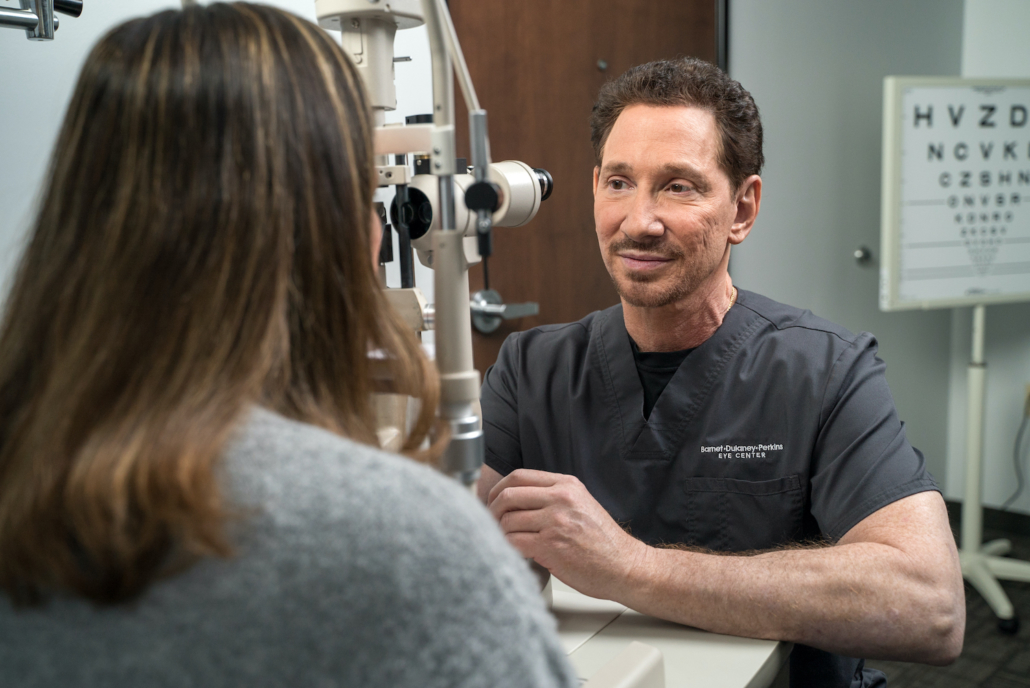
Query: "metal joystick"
470 289 539 334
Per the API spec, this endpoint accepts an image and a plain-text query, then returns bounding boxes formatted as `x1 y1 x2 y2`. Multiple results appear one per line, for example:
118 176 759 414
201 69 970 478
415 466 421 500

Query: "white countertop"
549 579 791 688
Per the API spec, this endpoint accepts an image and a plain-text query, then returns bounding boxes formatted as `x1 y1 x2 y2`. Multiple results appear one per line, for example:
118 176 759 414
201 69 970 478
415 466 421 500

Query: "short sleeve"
809 332 939 540
481 332 523 476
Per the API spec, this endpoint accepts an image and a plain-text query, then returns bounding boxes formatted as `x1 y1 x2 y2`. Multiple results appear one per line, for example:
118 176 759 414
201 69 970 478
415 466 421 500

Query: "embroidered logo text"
700 443 784 460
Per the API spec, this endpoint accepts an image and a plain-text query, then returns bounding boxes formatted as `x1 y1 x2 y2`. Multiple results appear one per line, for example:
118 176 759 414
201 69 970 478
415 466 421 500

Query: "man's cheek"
595 226 616 257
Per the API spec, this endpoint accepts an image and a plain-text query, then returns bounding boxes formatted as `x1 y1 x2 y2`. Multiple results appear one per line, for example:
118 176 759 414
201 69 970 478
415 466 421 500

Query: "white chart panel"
880 78 1030 310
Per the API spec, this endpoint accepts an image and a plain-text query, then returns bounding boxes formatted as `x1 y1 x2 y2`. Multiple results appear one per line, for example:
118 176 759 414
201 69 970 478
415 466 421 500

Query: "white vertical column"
962 304 986 551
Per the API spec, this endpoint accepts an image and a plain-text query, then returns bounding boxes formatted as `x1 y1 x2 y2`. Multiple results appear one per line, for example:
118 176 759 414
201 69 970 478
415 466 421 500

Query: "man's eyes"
605 180 694 192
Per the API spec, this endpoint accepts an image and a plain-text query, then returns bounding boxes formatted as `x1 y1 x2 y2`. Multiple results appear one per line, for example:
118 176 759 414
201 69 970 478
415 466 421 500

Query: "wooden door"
449 1 719 371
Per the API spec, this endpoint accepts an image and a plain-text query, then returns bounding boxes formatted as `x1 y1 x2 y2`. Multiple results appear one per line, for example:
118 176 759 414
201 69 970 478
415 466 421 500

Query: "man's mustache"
606 238 684 260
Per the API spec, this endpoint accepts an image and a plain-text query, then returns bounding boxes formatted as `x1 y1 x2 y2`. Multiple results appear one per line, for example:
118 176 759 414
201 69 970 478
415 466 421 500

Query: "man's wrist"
618 540 662 608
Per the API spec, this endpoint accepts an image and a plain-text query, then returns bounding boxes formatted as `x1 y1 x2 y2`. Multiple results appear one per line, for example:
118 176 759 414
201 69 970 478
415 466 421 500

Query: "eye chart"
880 77 1030 311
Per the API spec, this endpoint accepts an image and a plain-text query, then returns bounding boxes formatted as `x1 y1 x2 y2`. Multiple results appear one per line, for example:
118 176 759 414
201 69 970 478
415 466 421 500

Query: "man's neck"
622 272 735 352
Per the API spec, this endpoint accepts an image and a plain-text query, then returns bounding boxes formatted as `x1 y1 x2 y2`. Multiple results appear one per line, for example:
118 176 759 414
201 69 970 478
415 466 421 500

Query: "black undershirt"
629 337 694 420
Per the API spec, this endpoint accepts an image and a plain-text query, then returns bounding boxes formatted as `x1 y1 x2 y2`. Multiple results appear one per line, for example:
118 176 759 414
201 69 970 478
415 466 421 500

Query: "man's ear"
592 166 600 196
729 174 762 245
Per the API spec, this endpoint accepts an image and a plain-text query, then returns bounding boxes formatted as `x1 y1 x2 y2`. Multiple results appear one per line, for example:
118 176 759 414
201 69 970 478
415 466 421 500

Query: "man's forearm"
489 472 964 665
621 540 963 665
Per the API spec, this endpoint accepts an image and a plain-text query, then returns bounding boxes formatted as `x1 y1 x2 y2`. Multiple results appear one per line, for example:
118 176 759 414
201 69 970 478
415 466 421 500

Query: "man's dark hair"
590 57 764 192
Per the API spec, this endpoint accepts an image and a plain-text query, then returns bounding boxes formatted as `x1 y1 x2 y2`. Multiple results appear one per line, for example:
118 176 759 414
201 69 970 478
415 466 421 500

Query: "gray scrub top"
481 289 937 688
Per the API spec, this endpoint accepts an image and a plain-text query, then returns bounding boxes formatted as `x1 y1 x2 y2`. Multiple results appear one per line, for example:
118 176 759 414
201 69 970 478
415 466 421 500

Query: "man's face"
593 104 749 309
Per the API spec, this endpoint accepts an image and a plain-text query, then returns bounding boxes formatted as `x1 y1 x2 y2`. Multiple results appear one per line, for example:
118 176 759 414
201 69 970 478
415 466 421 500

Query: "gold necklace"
725 286 738 314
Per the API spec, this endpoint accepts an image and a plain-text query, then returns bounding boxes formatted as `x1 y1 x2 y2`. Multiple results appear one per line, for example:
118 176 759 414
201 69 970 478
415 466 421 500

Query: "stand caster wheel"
998 616 1020 635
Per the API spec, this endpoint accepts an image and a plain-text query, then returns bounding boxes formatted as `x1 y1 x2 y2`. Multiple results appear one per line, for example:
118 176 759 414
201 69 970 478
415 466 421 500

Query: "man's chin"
613 280 687 309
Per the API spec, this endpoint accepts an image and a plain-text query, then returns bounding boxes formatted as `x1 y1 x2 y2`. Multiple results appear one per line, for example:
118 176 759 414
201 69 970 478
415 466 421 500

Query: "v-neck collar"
595 293 765 460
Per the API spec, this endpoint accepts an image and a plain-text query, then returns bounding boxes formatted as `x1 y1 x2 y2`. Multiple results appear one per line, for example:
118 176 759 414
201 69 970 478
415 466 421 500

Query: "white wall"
0 0 318 287
728 0 964 485
0 0 173 289
0 0 435 305
962 0 1030 77
944 0 1030 514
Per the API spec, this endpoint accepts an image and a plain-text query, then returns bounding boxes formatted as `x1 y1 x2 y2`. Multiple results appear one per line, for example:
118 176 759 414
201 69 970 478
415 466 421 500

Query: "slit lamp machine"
315 0 553 485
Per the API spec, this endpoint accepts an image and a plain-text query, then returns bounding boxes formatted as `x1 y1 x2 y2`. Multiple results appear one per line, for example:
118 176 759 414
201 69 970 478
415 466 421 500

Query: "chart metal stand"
959 304 1030 634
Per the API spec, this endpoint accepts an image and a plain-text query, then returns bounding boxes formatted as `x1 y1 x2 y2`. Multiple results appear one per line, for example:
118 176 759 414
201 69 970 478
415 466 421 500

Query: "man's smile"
618 252 673 271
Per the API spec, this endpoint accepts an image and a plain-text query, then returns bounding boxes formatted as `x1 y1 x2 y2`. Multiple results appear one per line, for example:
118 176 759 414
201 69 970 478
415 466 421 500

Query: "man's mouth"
618 252 673 270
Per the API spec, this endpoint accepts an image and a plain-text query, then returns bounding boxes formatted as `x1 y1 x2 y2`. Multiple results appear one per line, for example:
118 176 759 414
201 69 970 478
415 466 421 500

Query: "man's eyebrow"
658 163 711 192
599 161 712 193
599 161 633 177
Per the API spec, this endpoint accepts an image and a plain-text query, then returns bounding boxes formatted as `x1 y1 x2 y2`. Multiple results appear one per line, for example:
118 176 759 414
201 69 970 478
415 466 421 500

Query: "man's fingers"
504 531 541 560
486 468 564 506
497 506 552 535
489 485 555 520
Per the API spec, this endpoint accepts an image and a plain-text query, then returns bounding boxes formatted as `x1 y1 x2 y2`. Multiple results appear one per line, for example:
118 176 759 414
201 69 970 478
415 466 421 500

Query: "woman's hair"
0 3 440 605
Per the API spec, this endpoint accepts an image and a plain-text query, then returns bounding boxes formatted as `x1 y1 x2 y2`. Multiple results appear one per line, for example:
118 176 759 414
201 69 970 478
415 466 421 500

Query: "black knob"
465 181 500 213
534 168 553 201
54 0 83 18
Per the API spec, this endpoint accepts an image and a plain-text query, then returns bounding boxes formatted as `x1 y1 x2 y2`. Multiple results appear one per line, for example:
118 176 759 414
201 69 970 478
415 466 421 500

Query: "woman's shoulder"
220 405 558 627
227 407 442 491
221 407 530 572
224 407 486 535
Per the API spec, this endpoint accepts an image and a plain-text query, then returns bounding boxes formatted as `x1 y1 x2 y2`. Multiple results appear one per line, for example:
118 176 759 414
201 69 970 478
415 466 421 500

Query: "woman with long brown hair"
0 4 575 686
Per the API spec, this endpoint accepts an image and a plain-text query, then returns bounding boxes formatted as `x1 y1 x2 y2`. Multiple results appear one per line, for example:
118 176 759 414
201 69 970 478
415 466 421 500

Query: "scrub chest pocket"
682 475 804 552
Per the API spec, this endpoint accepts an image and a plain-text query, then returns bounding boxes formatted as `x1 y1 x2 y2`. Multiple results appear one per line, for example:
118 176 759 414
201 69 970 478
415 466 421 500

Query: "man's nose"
621 193 664 241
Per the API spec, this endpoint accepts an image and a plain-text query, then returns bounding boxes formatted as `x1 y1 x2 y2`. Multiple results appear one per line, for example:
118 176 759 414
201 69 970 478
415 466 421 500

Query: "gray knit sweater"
0 408 578 687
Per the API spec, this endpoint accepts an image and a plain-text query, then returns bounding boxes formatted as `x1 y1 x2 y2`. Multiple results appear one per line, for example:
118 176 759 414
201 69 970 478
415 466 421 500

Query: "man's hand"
487 468 648 600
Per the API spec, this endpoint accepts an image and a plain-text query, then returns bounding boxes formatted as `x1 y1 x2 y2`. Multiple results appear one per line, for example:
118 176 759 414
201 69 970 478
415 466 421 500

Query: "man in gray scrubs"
477 58 965 687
